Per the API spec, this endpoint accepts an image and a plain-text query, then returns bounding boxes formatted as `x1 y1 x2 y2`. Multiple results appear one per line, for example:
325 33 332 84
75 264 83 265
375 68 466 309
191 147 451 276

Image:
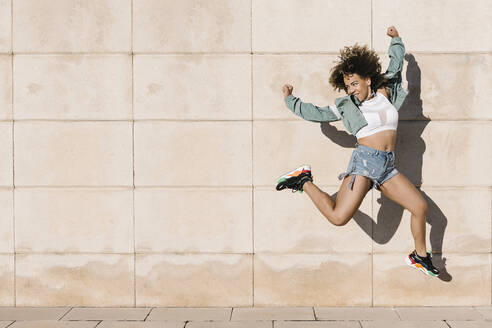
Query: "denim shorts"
338 143 399 191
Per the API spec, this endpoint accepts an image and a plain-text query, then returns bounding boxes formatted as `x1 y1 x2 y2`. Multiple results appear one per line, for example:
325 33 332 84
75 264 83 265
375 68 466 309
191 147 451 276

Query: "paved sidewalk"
0 307 491 327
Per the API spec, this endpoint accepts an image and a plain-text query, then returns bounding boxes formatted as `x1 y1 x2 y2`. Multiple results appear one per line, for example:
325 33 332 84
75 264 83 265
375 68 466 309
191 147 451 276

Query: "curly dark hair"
329 43 387 93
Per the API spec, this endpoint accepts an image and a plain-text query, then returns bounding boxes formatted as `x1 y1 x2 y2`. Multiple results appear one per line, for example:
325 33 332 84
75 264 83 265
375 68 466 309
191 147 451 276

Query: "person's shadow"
320 54 451 281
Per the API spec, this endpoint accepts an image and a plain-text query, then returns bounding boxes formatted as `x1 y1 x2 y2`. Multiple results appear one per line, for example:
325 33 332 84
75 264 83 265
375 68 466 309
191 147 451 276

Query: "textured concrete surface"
0 0 490 307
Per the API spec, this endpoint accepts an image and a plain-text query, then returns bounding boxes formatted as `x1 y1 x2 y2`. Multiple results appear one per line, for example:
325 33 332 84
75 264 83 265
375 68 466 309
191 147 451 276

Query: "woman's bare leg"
303 175 371 226
378 172 428 257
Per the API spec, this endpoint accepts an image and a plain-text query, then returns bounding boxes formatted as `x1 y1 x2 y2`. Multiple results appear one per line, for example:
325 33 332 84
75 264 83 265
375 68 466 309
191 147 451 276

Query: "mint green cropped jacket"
284 37 408 136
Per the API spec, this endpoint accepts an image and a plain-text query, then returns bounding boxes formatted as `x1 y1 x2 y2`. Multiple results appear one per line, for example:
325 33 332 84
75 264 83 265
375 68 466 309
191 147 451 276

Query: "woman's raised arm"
281 84 341 123
384 26 405 81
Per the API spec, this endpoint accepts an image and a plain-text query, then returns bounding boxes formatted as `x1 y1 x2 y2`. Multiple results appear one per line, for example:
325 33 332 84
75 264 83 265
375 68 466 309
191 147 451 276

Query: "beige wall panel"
13 0 131 52
14 55 132 120
0 0 10 53
0 189 13 253
380 54 492 120
372 188 491 254
373 253 491 306
0 122 12 186
135 121 251 186
254 253 371 306
0 122 14 187
253 121 355 186
135 188 252 253
16 254 134 306
254 187 372 253
15 122 133 186
0 255 14 306
253 55 345 120
134 55 251 120
6 0 492 309
373 0 492 52
133 0 250 53
136 254 252 306
253 0 370 52
395 121 491 187
15 188 133 253
0 55 11 119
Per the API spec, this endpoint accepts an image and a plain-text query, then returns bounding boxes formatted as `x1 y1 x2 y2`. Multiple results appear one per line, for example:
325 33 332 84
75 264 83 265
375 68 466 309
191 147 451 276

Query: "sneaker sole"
277 165 311 184
405 255 438 277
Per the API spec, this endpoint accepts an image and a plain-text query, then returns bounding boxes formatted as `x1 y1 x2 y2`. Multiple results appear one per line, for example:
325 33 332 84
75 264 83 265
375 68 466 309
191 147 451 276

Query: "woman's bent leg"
303 175 371 226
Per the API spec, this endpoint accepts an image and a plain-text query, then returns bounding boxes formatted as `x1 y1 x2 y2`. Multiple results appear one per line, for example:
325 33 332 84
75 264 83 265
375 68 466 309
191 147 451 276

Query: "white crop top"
355 92 399 139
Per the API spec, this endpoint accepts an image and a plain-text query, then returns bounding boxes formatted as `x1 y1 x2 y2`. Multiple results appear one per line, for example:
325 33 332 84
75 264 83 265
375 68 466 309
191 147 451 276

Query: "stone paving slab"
231 307 314 321
9 321 98 328
447 322 492 328
62 308 152 321
0 308 70 321
1 307 491 327
315 307 400 320
395 307 483 321
360 321 449 328
187 321 272 328
274 321 360 327
474 306 492 320
146 308 231 321
98 322 185 328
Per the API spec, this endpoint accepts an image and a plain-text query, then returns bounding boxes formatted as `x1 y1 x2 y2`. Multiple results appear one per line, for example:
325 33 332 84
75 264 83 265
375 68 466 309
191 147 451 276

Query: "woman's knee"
334 218 350 226
325 212 351 226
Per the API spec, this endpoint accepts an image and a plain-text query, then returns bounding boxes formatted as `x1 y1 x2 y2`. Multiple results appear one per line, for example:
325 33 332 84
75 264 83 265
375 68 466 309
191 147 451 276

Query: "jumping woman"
276 26 439 277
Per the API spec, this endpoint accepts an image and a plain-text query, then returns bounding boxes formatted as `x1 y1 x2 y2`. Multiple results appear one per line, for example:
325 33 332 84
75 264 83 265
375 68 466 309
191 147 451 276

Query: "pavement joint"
58 308 73 321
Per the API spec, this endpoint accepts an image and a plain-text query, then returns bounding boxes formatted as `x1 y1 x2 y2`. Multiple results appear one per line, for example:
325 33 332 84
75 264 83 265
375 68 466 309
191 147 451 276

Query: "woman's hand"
387 26 399 38
282 84 293 99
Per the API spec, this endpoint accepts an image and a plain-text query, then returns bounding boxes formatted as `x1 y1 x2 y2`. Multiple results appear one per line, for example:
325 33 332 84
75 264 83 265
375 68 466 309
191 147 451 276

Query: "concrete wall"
0 0 491 306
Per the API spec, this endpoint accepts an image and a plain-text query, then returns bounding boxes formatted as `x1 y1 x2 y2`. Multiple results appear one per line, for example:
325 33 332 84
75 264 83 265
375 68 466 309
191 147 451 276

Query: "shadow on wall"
319 54 451 282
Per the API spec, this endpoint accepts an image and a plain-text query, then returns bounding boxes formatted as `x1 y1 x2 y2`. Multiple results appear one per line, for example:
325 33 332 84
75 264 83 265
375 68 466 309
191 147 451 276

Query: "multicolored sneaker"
276 165 313 193
405 250 440 277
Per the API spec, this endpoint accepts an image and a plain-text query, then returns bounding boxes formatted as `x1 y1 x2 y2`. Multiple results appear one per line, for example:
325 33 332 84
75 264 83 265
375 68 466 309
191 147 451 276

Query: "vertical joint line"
11 0 13 54
251 54 254 307
250 0 254 307
250 0 253 55
131 0 136 308
370 0 373 50
11 0 15 306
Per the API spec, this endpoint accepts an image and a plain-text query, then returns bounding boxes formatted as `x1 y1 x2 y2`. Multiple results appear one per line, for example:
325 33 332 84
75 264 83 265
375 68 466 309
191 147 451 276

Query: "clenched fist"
387 26 399 38
282 84 293 99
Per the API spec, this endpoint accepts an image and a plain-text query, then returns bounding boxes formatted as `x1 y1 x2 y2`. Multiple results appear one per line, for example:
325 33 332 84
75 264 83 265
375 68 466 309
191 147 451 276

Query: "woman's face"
343 73 371 102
